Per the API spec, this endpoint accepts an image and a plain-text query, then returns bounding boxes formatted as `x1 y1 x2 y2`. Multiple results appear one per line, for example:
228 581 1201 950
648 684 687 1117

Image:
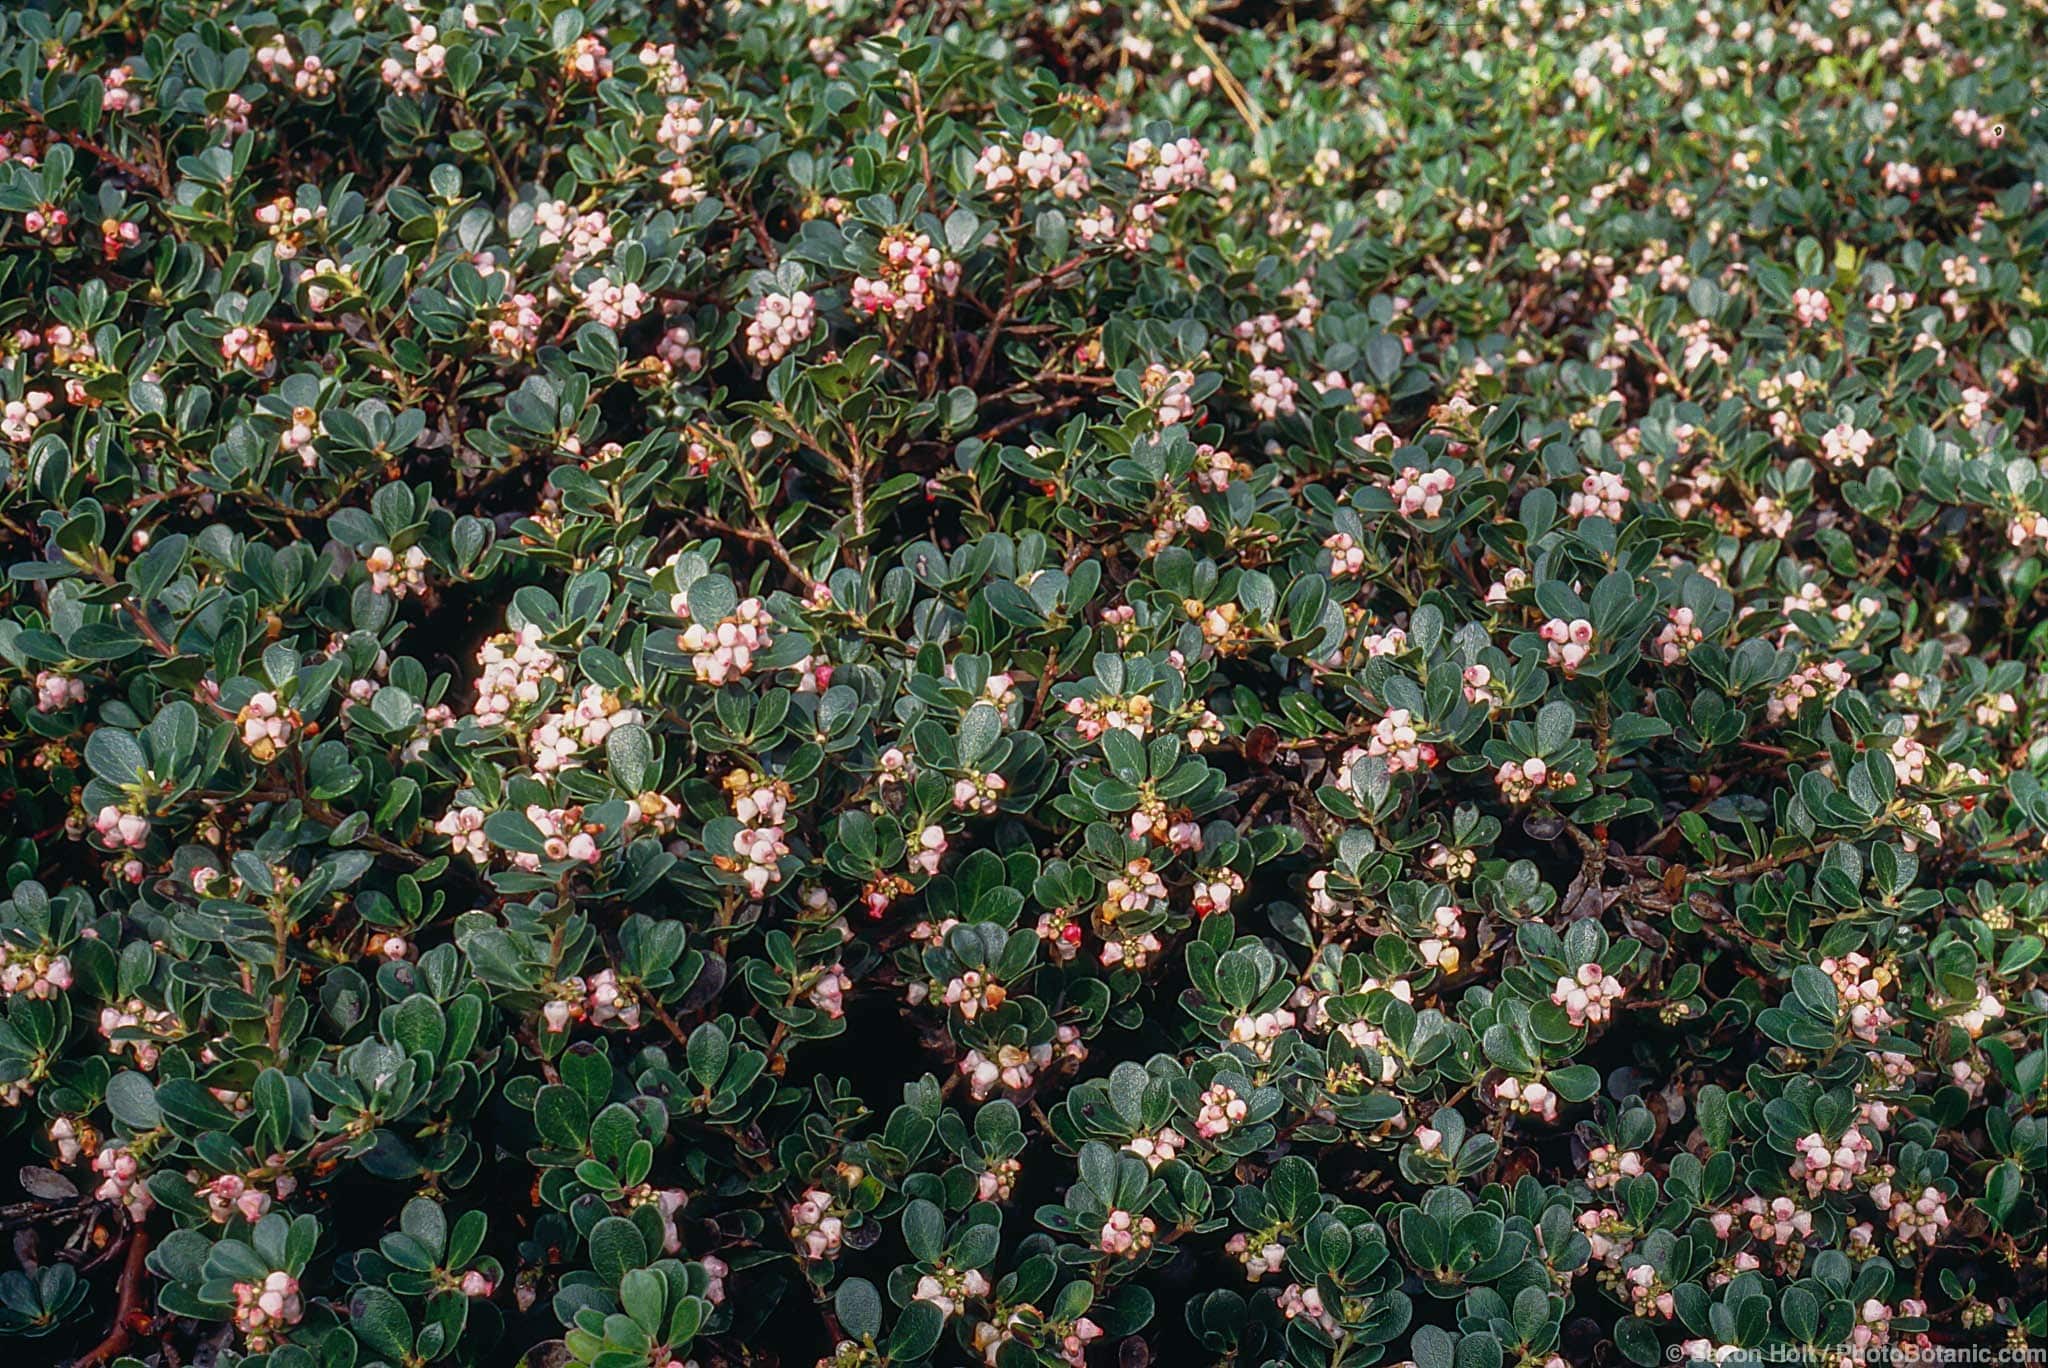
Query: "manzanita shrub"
0 2 2044 1366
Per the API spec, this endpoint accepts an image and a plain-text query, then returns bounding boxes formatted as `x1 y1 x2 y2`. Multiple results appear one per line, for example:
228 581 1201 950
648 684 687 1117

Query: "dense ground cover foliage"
0 1 2045 1365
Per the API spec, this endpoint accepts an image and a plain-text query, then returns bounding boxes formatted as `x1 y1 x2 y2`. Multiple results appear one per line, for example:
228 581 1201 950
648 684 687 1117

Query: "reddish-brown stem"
73 1225 152 1368
7 101 170 195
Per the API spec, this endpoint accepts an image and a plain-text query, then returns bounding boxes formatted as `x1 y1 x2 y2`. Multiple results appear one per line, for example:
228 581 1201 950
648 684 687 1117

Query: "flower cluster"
1097 1208 1156 1257
849 230 959 319
973 131 1090 199
677 597 777 685
231 1271 303 1349
745 291 816 364
1387 465 1455 518
1793 1129 1875 1197
1540 617 1596 675
1552 963 1626 1027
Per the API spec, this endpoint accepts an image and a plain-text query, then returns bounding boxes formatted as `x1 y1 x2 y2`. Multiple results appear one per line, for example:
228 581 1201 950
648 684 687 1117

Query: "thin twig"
1160 0 1266 131
8 101 170 194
